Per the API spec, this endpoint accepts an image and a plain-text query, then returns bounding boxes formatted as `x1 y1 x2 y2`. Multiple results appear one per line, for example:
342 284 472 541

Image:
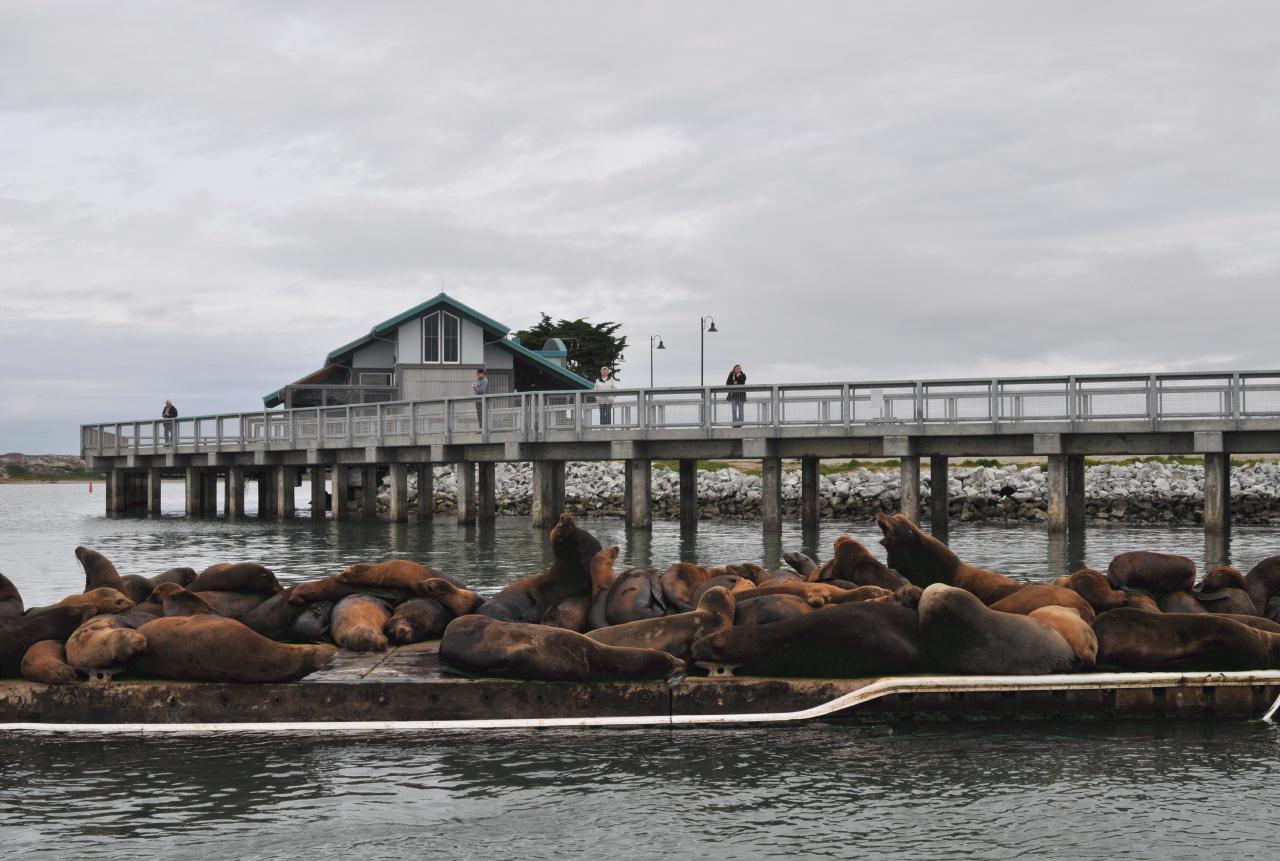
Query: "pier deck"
3 643 1278 728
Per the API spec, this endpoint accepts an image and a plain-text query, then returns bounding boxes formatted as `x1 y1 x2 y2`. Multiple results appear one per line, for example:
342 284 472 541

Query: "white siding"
396 318 420 364
460 318 484 364
352 338 396 368
483 342 514 370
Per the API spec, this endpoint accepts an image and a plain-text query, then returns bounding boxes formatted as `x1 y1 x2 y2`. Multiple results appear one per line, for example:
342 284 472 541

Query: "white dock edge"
3 670 1280 734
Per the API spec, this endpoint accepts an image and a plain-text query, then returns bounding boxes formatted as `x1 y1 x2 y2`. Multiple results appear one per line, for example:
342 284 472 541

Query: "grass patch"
652 459 742 473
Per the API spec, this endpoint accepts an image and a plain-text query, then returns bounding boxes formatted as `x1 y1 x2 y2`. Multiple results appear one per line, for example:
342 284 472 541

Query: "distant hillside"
0 453 102 482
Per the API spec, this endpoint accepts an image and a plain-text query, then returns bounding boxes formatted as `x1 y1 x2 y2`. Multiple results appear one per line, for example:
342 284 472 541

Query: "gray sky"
3 1 1278 453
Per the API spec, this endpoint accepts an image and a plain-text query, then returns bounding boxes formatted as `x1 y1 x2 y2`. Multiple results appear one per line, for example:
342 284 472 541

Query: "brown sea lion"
1061 569 1127 614
54 587 134 615
876 513 1021 604
587 547 619 630
195 591 271 619
782 551 819 578
1244 556 1280 613
1195 566 1261 616
823 585 897 605
189 562 282 596
440 615 684 682
0 572 22 617
1216 613 1280 634
733 582 870 608
1028 606 1097 669
65 616 148 668
690 601 930 678
113 603 162 629
1106 551 1195 594
287 575 368 606
339 559 454 592
989 583 1096 623
75 546 126 593
1093 608 1280 671
20 640 78 685
541 596 590 632
733 594 815 626
385 597 453 644
411 579 485 617
151 567 197 588
760 569 807 587
659 562 714 612
291 600 334 641
587 587 735 660
241 588 307 640
604 567 668 625
815 536 909 589
331 593 393 651
119 575 156 605
1159 590 1207 614
477 513 602 623
131 615 336 682
1269 597 1280 624
691 574 756 605
722 563 770 585
1123 591 1161 612
0 606 89 674
150 582 216 616
918 583 1076 675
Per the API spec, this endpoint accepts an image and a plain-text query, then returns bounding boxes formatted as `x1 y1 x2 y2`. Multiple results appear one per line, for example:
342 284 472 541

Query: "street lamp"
700 316 718 387
649 335 665 388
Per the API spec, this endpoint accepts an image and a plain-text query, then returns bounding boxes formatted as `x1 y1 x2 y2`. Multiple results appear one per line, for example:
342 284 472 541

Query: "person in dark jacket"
161 400 178 444
726 365 746 426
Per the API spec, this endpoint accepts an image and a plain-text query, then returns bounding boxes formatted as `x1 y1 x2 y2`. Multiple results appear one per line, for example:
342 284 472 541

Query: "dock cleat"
694 661 741 678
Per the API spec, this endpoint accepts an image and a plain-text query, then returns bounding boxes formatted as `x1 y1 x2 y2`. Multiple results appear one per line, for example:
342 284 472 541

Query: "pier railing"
81 370 1280 456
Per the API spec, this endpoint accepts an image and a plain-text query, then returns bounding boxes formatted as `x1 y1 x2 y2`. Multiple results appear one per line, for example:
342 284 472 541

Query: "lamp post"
649 335 665 388
700 316 718 387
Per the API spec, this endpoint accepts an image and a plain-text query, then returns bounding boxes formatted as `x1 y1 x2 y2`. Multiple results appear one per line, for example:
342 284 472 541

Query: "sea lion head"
696 586 736 621
1201 565 1247 592
84 587 134 614
876 513 923 550
147 581 185 603
338 562 373 583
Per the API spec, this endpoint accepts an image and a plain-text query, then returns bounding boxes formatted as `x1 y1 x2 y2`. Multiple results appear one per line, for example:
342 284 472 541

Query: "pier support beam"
274 466 296 519
477 462 496 521
388 463 409 523
626 459 652 529
1204 452 1231 547
531 461 566 528
456 462 476 524
359 466 378 521
309 467 327 519
255 471 272 518
899 456 921 524
146 469 162 516
415 465 434 521
930 456 949 541
801 456 820 533
202 469 217 516
185 467 204 517
1047 454 1086 534
679 459 698 530
1068 454 1086 534
761 457 782 532
227 467 245 518
332 467 350 521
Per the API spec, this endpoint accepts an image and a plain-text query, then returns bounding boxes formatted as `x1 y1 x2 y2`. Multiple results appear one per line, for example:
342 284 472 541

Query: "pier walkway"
82 370 1280 549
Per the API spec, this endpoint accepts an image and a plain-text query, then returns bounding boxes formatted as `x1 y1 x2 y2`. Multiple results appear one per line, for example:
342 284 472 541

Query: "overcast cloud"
2 1 1278 452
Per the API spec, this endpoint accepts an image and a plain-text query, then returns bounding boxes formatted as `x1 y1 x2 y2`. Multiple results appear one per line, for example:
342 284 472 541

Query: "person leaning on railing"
162 399 178 444
726 365 746 426
595 367 616 425
472 369 488 426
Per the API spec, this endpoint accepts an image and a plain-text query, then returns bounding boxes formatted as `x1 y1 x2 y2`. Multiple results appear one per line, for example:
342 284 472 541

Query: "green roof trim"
498 338 594 389
325 292 510 364
263 389 284 408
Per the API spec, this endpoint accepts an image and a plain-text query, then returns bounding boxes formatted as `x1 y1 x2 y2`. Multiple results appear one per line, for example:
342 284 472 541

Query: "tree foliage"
514 314 628 382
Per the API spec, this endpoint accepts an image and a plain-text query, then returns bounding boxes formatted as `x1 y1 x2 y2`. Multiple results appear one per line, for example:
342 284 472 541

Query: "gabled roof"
326 292 509 365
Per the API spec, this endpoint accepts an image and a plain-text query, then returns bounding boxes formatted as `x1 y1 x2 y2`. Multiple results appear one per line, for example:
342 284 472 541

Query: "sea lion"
782 551 819 578
691 574 756 605
1269 597 1280 624
0 606 89 674
541 596 590 632
112 602 162 629
1123 591 1161 613
815 536 908 589
65 615 148 668
1093 608 1280 671
1244 556 1280 613
690 601 930 678
75 546 126 593
0 572 22 617
189 562 282 596
439 615 684 682
587 587 735 660
287 575 369 606
876 513 1021 604
604 567 668 625
54 587 134 616
339 559 461 591
411 579 485 617
291 600 334 641
760 569 807 587
118 575 156 605
385 597 452 644
1028 606 1097 669
331 593 393 651
150 582 217 616
587 547 619 631
1159 590 1207 614
1195 566 1261 616
1216 613 1280 634
20 640 78 685
194 591 271 619
918 583 1077 675
659 562 714 613
733 594 815 626
823 585 898 605
989 584 1096 623
722 563 770 585
733 582 869 608
1061 569 1127 614
151 567 197 589
1106 551 1195 594
240 588 307 640
478 513 602 623
131 615 336 682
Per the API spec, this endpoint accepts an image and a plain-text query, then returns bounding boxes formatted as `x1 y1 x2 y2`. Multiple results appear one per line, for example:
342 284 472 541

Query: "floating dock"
3 644 1280 731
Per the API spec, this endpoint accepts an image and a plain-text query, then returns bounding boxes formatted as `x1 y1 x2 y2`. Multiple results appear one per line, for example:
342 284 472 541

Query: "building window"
422 310 460 364
358 372 392 386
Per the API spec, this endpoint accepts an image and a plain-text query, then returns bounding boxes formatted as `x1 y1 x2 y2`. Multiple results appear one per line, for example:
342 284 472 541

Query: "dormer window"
423 311 460 363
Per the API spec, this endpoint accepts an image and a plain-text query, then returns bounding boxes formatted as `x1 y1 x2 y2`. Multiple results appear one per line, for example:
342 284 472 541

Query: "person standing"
472 369 488 426
161 399 178 444
595 367 616 425
726 364 746 426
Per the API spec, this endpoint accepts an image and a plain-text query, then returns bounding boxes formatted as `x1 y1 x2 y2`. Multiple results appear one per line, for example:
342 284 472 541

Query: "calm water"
2 482 1280 860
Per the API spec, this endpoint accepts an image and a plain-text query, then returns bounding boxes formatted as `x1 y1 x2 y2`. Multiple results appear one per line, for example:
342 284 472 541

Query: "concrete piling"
415 464 434 521
899 456 921 524
456 462 476 525
477 462 496 521
929 456 948 540
388 463 409 523
679 459 698 530
801 456 820 533
626 459 652 529
531 460 565 527
761 457 782 531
